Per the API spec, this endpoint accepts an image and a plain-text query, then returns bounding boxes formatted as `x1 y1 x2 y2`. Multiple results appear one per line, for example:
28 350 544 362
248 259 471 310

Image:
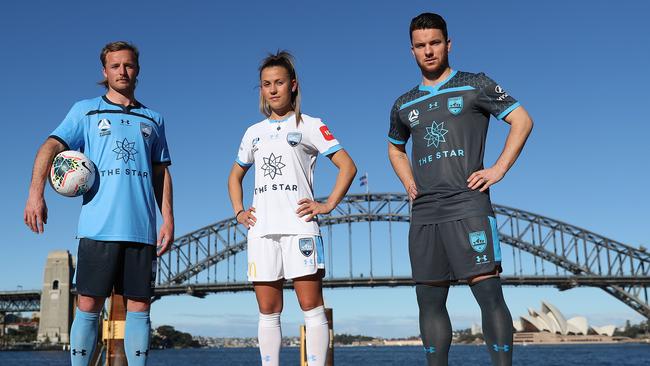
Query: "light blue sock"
70 309 99 366
124 311 151 366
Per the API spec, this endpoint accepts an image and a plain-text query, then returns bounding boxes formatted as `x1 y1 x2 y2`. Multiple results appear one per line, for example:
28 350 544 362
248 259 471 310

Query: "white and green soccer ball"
49 150 96 197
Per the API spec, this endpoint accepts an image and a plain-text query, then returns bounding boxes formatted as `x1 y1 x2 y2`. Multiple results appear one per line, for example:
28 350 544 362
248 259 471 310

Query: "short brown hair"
98 41 139 88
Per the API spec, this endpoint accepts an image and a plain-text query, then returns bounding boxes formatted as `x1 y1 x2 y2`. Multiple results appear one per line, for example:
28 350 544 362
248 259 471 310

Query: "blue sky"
1 1 649 337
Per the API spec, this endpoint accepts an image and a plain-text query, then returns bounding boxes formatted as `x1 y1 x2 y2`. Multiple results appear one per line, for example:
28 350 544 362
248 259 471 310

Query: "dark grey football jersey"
388 70 520 225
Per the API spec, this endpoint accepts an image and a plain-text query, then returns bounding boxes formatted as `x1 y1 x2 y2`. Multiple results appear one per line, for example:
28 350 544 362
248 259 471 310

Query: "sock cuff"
75 309 100 320
126 311 150 320
303 306 327 327
259 312 281 328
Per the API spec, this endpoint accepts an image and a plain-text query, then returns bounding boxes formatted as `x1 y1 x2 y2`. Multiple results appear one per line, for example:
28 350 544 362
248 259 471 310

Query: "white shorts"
247 234 325 282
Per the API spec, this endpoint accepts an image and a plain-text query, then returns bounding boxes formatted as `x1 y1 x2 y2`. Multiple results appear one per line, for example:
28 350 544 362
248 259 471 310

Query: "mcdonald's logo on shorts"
248 262 257 277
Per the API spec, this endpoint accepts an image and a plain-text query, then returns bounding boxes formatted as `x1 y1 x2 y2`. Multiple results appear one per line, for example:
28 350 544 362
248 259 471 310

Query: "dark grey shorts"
75 238 157 299
409 216 502 282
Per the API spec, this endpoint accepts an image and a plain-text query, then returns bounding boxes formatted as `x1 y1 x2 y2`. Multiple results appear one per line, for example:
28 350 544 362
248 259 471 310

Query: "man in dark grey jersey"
387 13 533 366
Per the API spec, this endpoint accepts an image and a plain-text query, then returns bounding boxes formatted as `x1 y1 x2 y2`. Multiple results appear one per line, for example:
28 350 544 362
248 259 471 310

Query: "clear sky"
1 1 649 337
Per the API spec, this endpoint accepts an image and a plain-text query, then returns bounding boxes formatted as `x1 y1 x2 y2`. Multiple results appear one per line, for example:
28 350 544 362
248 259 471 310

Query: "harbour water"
0 344 648 365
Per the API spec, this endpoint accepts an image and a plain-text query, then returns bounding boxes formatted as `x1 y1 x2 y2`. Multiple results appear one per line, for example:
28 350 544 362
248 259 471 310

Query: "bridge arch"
156 193 650 318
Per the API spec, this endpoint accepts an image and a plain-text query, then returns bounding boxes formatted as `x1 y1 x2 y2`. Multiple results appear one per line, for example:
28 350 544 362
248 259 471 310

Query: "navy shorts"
409 216 502 282
75 238 157 299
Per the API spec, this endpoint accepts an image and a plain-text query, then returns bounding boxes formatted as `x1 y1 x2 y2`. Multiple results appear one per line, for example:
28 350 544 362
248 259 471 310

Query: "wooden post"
104 292 127 366
299 308 334 366
300 325 307 366
325 308 333 366
0 312 5 349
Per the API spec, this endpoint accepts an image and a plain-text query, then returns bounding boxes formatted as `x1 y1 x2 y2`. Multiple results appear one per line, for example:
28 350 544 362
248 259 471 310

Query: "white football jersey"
236 113 342 238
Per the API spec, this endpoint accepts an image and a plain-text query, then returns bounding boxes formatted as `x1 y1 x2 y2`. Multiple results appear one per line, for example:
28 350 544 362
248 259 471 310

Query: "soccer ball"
49 151 96 197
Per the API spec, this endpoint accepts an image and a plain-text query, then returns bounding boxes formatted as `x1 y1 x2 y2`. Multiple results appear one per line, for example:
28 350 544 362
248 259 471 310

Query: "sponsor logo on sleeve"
287 132 302 147
447 96 463 115
319 125 335 141
495 85 510 101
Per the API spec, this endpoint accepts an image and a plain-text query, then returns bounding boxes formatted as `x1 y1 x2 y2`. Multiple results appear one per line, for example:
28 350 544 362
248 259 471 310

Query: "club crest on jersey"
469 231 487 253
287 132 302 147
98 119 111 136
447 96 463 115
140 123 152 139
299 238 315 257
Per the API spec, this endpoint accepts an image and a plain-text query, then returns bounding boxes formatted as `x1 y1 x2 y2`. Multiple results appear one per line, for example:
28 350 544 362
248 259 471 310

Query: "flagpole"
366 172 373 279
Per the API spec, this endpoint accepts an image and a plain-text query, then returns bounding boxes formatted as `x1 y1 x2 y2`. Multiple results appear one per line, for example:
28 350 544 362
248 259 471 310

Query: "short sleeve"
50 102 87 150
388 100 410 145
236 128 254 167
475 73 521 120
308 118 342 156
152 117 171 165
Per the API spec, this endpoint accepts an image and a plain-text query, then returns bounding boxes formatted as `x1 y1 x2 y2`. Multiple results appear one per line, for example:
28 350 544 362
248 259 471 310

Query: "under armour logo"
308 355 317 361
262 355 271 362
135 350 149 357
423 346 436 354
121 119 131 125
71 349 87 356
492 344 510 352
476 255 489 264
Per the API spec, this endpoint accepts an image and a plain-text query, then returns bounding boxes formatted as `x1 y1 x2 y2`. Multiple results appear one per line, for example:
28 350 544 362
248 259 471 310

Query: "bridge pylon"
37 250 74 344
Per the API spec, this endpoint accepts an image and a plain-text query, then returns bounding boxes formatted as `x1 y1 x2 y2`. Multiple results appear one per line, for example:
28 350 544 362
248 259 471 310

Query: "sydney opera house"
513 301 617 337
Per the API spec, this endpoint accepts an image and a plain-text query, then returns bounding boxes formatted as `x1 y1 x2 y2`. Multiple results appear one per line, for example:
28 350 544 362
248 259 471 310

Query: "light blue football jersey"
50 96 171 244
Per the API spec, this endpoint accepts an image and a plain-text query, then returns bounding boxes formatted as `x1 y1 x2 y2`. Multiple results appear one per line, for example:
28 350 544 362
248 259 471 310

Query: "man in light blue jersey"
24 41 174 366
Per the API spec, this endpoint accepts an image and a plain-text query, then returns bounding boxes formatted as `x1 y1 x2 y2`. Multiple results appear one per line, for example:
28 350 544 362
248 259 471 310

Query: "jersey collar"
267 113 295 124
419 69 457 93
102 95 143 111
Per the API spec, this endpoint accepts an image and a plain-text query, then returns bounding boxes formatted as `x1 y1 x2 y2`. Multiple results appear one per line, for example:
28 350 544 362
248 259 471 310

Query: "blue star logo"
113 138 138 163
424 121 448 148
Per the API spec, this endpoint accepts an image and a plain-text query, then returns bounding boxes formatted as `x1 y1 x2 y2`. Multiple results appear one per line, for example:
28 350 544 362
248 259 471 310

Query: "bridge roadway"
153 275 650 298
0 290 41 312
3 275 649 310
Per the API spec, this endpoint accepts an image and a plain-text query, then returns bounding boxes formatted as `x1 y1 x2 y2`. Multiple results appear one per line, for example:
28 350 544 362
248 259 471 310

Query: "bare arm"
467 106 534 191
296 149 357 221
153 164 174 255
388 142 418 200
24 138 66 233
227 163 256 228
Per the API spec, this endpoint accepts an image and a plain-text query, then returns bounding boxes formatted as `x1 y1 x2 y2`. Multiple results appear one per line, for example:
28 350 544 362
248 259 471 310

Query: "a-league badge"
447 96 463 115
98 119 111 136
299 238 315 257
287 132 302 147
469 231 487 253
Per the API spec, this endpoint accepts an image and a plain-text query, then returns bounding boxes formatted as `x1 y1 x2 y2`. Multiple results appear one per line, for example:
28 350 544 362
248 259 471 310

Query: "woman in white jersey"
228 51 356 366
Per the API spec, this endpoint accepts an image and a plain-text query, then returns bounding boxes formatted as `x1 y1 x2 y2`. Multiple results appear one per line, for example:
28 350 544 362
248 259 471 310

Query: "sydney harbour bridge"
2 192 650 320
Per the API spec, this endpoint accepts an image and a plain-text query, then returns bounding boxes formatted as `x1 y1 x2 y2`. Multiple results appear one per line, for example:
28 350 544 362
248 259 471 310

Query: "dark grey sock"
416 284 452 366
470 277 513 366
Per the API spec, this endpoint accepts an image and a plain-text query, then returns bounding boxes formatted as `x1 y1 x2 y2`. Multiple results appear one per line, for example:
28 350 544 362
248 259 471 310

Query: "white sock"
258 312 281 366
304 306 329 366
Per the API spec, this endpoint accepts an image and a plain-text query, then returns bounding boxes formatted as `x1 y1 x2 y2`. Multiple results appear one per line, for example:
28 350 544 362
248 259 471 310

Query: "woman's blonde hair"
258 50 301 124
